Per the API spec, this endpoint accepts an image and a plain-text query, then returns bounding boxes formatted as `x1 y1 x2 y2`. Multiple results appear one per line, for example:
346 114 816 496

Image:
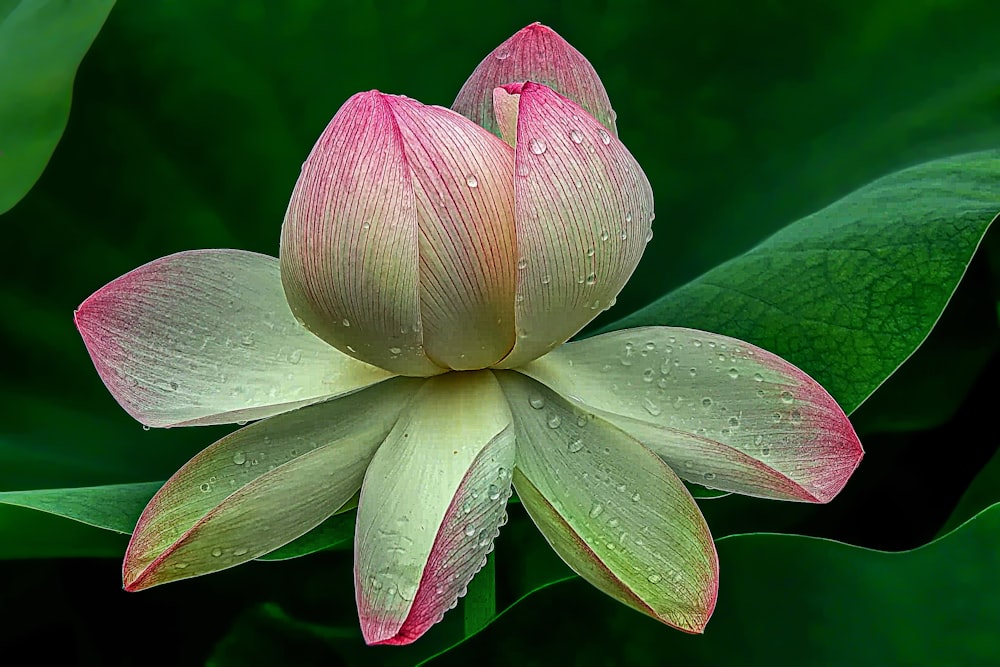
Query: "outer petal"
493 83 654 368
123 377 422 591
518 327 864 503
496 371 718 633
74 249 393 428
355 371 515 645
280 91 517 373
452 22 617 138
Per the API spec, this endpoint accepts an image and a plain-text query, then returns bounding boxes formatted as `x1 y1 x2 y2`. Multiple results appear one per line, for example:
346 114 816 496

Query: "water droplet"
588 502 604 519
645 228 654 243
174 563 189 570
232 451 247 465
753 372 764 382
761 444 772 456
702 397 713 407
584 272 597 286
620 229 628 241
389 347 402 355
586 247 595 258
517 258 527 270
642 368 655 383
529 138 547 155
211 547 223 558
689 368 697 377
598 129 612 145
464 524 476 537
462 500 473 514
780 391 794 404
233 547 248 556
199 483 211 493
466 174 478 188
727 367 739 379
576 414 588 427
567 438 584 453
631 492 642 502
236 420 248 426
648 573 662 583
693 339 703 348
569 129 584 143
488 484 500 501
704 472 717 482
361 221 371 231
642 397 662 416
289 349 302 364
498 466 509 480
772 412 782 423
547 414 562 429
141 424 151 431
478 530 491 547
728 416 740 427
599 229 610 242
529 394 545 409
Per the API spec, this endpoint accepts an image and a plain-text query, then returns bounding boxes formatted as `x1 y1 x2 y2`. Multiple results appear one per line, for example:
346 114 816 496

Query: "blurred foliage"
2 0 1000 664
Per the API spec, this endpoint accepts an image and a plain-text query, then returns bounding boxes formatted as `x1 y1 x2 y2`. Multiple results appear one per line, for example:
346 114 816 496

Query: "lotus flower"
74 23 863 645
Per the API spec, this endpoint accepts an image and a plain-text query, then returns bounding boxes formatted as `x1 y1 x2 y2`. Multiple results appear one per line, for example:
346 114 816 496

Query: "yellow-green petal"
122 377 422 590
496 371 718 633
355 371 514 645
518 327 864 503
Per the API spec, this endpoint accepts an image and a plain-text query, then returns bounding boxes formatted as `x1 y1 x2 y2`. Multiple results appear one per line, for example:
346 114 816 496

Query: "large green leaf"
0 0 115 214
431 503 1000 666
204 501 1000 666
606 151 1000 414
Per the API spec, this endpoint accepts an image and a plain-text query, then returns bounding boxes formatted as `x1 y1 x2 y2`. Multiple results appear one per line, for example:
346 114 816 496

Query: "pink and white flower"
74 23 862 645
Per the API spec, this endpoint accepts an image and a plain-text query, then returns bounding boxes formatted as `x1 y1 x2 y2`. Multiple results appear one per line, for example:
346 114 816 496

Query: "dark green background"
2 1 1000 665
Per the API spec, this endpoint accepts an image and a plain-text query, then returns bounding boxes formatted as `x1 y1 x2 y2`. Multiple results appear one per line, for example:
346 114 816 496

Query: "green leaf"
939 446 1000 537
433 502 1000 666
605 151 1000 414
462 552 495 638
0 0 115 214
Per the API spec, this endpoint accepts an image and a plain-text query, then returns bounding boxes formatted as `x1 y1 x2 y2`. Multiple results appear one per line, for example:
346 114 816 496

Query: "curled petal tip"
453 22 616 137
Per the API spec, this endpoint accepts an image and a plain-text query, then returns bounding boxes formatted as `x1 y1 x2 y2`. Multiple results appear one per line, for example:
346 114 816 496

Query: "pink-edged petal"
123 377 421 591
74 249 393 428
452 22 617 138
496 371 718 633
493 83 654 368
354 370 514 645
518 327 864 503
281 91 519 373
384 96 518 370
280 91 443 377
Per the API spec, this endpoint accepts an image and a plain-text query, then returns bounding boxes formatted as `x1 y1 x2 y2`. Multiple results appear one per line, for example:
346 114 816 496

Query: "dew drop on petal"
642 397 662 416
588 502 604 518
529 394 545 409
464 524 476 537
529 138 547 155
569 129 584 143
211 547 223 558
598 129 612 145
547 414 562 429
232 451 246 465
466 174 478 188
567 438 584 453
